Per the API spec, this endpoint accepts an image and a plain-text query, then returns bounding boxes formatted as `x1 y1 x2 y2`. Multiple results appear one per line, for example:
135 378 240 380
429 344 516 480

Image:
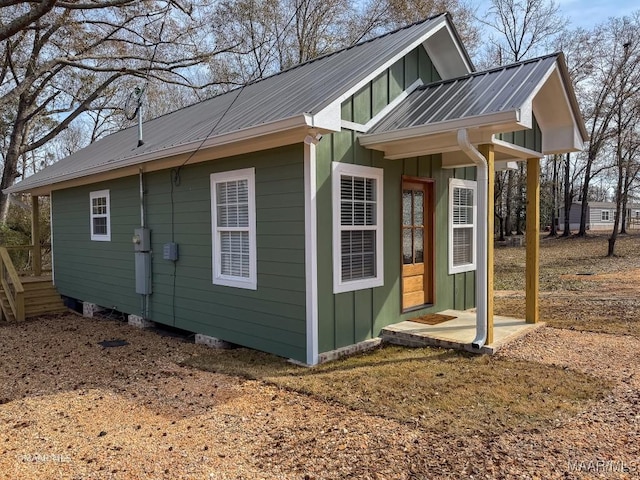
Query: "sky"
475 0 638 29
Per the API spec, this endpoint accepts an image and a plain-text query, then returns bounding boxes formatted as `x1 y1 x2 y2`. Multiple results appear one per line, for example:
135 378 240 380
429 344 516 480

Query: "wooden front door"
402 177 434 311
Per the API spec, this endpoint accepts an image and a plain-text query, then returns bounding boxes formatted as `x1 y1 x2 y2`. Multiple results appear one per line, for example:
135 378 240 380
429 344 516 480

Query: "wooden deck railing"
0 247 25 322
3 243 52 277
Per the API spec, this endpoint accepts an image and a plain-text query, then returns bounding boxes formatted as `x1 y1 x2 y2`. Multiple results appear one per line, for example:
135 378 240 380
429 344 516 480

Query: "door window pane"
415 228 424 263
403 228 412 264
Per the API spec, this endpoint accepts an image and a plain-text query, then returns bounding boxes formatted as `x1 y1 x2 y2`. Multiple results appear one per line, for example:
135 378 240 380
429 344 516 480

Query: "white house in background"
560 201 640 231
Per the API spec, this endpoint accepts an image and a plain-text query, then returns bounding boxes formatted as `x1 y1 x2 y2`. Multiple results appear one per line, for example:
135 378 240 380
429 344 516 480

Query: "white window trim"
332 162 384 294
448 178 477 275
601 210 610 222
90 189 111 241
210 168 257 290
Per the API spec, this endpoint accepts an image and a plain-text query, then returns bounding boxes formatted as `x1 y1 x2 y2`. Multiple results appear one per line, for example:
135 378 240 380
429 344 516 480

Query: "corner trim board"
304 141 319 365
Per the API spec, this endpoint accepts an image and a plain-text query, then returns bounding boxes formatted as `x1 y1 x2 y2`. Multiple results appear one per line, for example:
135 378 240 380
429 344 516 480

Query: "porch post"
478 144 494 344
31 195 41 276
525 158 540 323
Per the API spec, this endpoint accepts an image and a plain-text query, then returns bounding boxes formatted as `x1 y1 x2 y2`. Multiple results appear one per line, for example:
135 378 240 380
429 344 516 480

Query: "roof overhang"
313 14 474 133
7 115 329 196
359 55 588 163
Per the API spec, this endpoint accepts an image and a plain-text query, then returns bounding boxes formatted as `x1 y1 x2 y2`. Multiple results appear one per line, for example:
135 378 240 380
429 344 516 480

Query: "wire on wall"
168 1 307 324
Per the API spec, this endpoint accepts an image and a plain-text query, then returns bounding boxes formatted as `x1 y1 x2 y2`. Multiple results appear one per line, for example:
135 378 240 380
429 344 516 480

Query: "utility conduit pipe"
456 129 488 349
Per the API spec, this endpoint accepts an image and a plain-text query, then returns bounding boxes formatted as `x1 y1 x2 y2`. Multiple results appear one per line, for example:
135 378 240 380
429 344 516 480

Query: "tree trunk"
608 149 625 257
620 169 630 234
562 152 571 236
515 163 525 235
505 170 513 236
577 153 595 236
549 155 558 237
0 108 27 225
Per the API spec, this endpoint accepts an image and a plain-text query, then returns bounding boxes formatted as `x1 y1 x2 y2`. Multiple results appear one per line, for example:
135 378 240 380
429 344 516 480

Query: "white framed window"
332 162 384 294
601 210 610 221
448 179 477 274
210 168 257 290
90 190 111 241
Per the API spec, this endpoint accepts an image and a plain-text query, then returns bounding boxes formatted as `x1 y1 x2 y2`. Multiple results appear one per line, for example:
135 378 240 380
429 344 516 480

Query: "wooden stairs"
0 276 67 322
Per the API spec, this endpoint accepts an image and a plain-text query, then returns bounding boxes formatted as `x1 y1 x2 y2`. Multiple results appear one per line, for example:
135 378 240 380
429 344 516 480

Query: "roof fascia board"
340 79 424 132
528 58 588 145
557 54 589 142
7 121 314 195
424 22 474 78
6 115 315 195
542 124 584 154
492 137 543 159
360 110 519 147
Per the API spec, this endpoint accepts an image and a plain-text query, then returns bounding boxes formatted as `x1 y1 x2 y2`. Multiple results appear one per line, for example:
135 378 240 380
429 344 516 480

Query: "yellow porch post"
31 195 41 277
478 144 494 344
525 158 540 323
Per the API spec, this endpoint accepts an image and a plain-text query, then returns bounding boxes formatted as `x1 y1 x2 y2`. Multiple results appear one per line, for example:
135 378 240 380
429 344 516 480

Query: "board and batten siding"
341 46 440 124
495 114 543 152
315 130 476 354
52 144 308 362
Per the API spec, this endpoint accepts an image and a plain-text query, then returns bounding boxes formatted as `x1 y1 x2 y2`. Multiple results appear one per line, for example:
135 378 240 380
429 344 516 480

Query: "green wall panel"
353 84 372 125
342 45 437 124
389 59 404 99
316 131 477 353
52 144 308 362
496 114 543 153
404 48 419 88
372 72 389 117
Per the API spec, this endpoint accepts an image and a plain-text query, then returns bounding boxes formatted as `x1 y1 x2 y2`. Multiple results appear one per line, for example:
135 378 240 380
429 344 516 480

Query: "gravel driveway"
0 314 638 479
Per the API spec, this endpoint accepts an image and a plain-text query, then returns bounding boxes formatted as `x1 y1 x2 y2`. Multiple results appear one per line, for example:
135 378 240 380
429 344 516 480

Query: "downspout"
456 129 488 349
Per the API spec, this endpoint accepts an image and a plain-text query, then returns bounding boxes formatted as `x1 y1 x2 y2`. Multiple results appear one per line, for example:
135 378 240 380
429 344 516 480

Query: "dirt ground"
1 313 639 479
494 233 640 336
1 233 639 479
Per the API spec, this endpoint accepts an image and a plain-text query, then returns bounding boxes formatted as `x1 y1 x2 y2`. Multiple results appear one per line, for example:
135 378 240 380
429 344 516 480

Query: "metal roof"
7 14 455 194
369 53 571 134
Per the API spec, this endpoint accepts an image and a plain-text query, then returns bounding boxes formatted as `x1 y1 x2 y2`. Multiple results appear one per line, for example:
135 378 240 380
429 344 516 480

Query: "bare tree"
575 17 640 237
478 0 566 67
0 0 234 222
0 0 143 42
479 0 566 238
371 0 480 52
608 18 640 255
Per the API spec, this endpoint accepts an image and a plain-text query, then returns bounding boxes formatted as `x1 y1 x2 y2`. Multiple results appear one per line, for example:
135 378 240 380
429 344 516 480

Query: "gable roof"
7 13 472 195
369 54 559 133
360 53 588 158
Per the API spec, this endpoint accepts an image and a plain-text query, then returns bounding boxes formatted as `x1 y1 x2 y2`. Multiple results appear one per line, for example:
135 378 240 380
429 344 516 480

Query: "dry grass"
494 232 640 336
181 233 639 437
183 344 610 436
495 231 640 291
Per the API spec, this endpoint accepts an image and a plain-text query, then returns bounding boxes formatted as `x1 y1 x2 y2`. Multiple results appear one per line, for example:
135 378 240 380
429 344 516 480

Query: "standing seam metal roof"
7 14 451 193
369 54 560 133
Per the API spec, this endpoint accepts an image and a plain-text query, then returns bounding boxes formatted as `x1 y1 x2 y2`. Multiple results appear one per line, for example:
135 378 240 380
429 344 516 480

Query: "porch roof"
359 53 588 162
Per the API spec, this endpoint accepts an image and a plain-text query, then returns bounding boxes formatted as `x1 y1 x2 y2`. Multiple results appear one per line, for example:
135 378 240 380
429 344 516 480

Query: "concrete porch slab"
381 309 545 355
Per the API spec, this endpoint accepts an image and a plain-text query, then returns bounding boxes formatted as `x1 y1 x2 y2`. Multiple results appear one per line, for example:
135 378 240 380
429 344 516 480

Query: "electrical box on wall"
135 252 152 294
133 228 151 252
163 242 178 261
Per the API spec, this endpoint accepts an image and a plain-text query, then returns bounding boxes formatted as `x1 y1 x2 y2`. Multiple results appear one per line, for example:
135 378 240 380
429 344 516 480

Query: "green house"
6 13 587 365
